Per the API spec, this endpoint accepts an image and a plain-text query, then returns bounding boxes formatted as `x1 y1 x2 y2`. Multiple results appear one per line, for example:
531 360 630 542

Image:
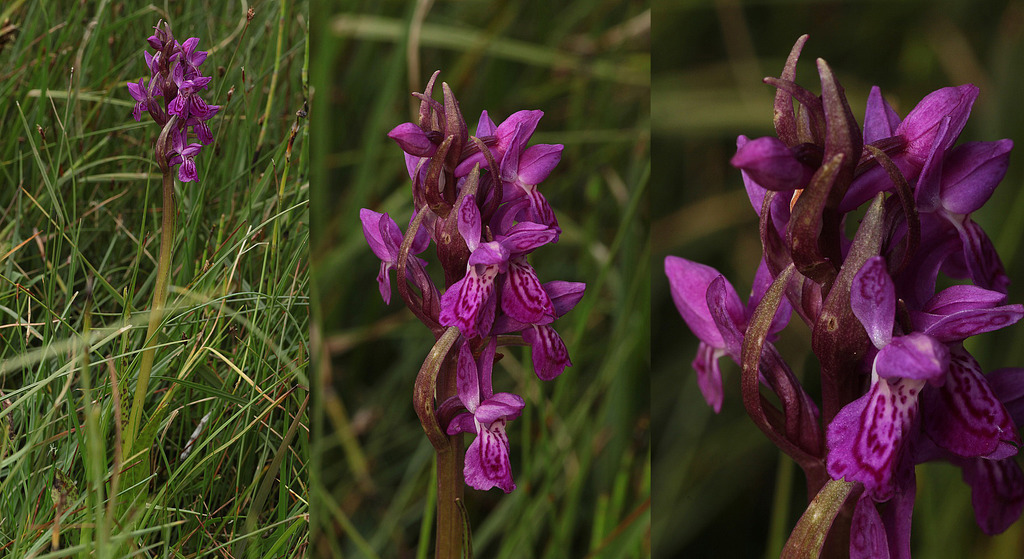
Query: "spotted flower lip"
440 194 560 337
446 339 524 493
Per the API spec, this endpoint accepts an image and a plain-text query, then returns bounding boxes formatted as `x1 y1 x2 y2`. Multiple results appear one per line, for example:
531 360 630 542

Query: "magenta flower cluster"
127 22 219 183
666 36 1024 556
361 71 584 493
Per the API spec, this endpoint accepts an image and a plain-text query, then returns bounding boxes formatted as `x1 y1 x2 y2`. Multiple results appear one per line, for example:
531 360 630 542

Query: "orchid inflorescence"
666 35 1024 555
361 71 585 493
127 21 219 183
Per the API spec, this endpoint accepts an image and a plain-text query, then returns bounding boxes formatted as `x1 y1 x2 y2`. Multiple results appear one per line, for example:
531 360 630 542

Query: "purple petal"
958 218 1010 294
475 393 525 424
851 256 895 349
501 258 555 324
961 457 1024 535
879 466 916 559
388 122 436 157
940 140 1013 215
457 341 480 412
177 156 198 182
730 136 814 191
516 144 563 185
522 187 559 232
863 86 902 144
924 284 1006 315
544 281 586 317
693 342 725 413
665 256 741 349
375 262 392 304
168 94 187 118
897 84 978 165
495 110 542 152
467 241 509 268
911 116 950 213
476 110 497 137
706 276 744 357
359 209 395 261
194 120 214 145
919 304 1023 343
127 78 148 102
850 496 890 559
873 333 949 382
464 419 515 493
522 324 571 381
826 378 923 500
500 221 557 254
457 194 481 251
922 347 1020 459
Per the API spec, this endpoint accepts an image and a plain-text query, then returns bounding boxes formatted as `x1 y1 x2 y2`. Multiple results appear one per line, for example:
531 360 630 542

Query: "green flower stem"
414 326 466 558
124 141 176 459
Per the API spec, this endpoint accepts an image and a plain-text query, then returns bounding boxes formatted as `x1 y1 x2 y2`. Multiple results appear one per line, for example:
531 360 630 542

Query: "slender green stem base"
124 168 175 457
435 429 465 559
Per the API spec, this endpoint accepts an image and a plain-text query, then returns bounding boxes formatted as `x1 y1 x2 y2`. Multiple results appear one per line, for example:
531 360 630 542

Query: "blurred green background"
653 0 1024 557
309 0 649 557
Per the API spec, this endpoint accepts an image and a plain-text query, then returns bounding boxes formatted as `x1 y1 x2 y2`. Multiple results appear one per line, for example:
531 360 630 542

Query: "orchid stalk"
666 35 1024 557
123 20 219 502
361 71 585 557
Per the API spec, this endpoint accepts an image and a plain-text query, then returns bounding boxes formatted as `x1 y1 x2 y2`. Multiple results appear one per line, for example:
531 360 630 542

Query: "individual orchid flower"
491 280 586 380
455 110 544 177
828 256 1023 500
359 209 430 305
169 133 204 183
842 84 980 211
127 77 152 122
496 121 563 232
910 136 1013 294
665 256 791 412
446 339 525 493
440 194 558 337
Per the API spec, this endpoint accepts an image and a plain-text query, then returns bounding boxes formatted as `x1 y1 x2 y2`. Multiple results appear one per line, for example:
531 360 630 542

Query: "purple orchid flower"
365 71 583 501
169 133 204 183
359 209 430 305
455 110 544 178
491 280 585 380
842 84 979 212
828 256 1023 502
127 77 151 122
440 194 558 337
669 36 1024 557
665 256 792 412
446 339 525 493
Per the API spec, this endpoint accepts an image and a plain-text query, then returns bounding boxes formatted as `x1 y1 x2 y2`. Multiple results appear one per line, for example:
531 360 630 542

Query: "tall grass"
653 1 1024 557
0 1 309 556
309 0 650 557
